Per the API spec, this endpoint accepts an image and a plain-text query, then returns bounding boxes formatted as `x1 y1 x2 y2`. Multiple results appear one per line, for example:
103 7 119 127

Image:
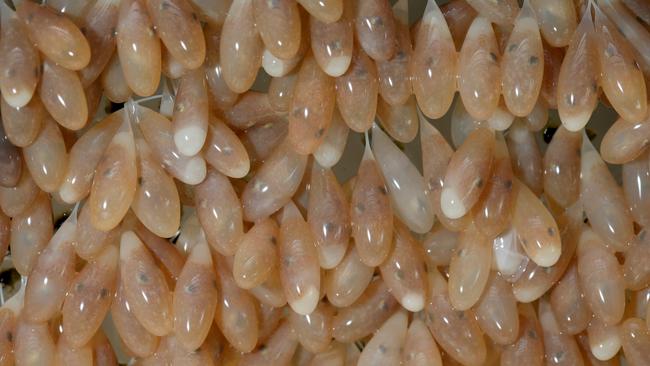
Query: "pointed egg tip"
58 182 79 205
401 292 425 312
532 243 561 268
289 286 320 315
2 89 33 109
324 56 352 77
180 156 207 185
591 338 622 361
560 112 591 132
174 125 206 157
319 245 346 270
440 187 467 219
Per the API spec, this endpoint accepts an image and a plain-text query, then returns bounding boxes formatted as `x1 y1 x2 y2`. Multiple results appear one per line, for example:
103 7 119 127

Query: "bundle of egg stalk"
1 0 650 364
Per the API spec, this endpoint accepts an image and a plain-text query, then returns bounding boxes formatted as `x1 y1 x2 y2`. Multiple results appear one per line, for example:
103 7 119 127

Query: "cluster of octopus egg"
0 0 650 364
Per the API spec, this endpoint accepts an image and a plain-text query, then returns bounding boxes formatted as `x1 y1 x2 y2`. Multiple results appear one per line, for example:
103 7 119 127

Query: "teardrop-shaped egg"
119 231 173 336
289 53 336 153
424 268 487 366
22 116 68 193
10 192 53 276
577 227 626 326
145 0 205 69
253 0 301 59
0 7 40 108
379 221 427 312
376 18 412 106
441 126 494 220
202 117 250 179
88 111 136 231
594 4 647 122
557 4 598 131
324 245 373 308
309 1 353 77
512 205 582 302
59 111 122 204
530 0 577 47
116 0 161 96
372 124 434 233
204 23 239 110
173 241 218 351
0 95 44 147
173 68 209 157
350 139 394 266
314 108 350 168
354 0 397 61
132 137 180 238
213 254 259 353
543 126 582 212
472 133 515 238
278 201 321 315
220 0 263 93
111 279 159 358
421 117 470 232
581 135 635 252
241 140 307 222
194 170 241 256
23 212 77 323
501 0 545 116
550 261 591 336
233 218 279 289
458 16 502 121
475 272 520 345
409 0 457 119
16 0 90 70
511 178 562 267
78 0 120 86
448 224 492 311
335 48 378 133
623 151 650 230
308 163 350 269
62 245 118 348
39 59 88 130
600 115 650 165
